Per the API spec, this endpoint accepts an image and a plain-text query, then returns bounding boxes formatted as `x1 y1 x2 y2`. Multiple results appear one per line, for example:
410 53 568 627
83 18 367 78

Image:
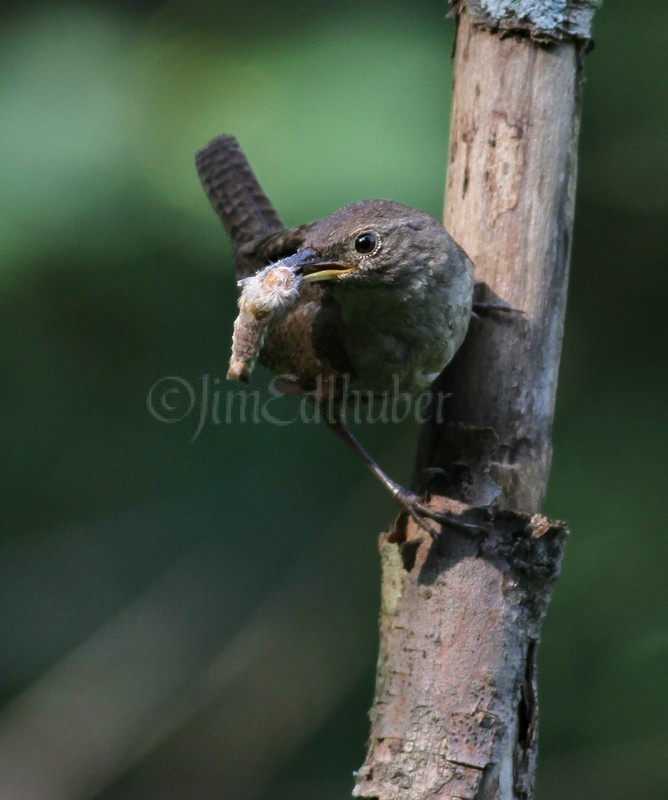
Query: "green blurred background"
1 1 666 798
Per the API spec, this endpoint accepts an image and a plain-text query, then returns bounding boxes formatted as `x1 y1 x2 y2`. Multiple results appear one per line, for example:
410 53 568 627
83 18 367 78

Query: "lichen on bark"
449 0 601 43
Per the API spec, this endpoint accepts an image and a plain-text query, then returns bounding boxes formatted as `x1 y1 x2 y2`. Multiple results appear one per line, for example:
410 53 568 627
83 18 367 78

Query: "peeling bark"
354 508 567 800
353 5 598 798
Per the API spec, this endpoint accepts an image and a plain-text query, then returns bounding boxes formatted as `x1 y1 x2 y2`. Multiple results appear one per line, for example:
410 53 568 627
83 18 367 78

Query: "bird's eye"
354 231 379 255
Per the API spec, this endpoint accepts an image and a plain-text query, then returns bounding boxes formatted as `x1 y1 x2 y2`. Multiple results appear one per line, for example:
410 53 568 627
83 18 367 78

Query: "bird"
195 134 475 534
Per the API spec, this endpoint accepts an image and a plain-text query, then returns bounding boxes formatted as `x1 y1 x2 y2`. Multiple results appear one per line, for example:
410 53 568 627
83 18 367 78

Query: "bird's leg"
323 407 478 537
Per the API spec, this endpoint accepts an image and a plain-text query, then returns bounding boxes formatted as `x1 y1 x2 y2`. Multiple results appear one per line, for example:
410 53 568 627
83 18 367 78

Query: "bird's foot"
393 486 482 540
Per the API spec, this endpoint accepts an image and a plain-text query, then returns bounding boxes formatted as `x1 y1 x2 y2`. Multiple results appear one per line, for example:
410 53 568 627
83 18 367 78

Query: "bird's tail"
195 135 284 248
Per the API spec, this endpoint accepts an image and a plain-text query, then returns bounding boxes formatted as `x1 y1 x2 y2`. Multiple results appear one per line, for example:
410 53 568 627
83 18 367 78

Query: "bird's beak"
302 263 356 282
282 248 356 283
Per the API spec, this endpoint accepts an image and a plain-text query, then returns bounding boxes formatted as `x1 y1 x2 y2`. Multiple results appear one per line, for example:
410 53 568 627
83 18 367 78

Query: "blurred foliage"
0 1 666 798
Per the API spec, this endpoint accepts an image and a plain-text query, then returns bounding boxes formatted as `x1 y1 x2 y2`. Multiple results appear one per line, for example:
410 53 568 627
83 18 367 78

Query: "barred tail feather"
195 135 284 248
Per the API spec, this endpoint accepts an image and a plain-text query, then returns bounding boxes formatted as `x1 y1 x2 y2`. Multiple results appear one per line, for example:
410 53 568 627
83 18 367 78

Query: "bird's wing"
250 223 314 260
229 222 314 279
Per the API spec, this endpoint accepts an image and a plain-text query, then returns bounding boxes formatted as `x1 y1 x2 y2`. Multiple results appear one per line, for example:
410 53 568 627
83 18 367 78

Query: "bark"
353 4 599 798
354 509 566 800
453 0 599 44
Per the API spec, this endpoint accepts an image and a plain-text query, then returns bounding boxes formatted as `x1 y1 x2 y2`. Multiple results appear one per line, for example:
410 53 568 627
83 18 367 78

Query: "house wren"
195 135 474 533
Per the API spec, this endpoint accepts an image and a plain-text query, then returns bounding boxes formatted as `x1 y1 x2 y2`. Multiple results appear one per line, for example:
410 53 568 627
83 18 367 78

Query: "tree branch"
353 3 600 797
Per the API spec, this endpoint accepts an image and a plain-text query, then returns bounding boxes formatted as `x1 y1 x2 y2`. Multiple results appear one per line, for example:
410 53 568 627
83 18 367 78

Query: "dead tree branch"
354 3 600 798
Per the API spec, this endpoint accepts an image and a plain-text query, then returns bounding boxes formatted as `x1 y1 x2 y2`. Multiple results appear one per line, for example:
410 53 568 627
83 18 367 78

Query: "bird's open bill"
302 266 355 282
284 249 356 282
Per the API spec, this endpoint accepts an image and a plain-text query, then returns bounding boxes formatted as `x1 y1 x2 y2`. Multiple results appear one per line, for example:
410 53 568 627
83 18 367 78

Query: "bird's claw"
395 488 482 539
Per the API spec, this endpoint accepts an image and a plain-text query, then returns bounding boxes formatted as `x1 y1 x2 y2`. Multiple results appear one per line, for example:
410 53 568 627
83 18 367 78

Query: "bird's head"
285 200 470 290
